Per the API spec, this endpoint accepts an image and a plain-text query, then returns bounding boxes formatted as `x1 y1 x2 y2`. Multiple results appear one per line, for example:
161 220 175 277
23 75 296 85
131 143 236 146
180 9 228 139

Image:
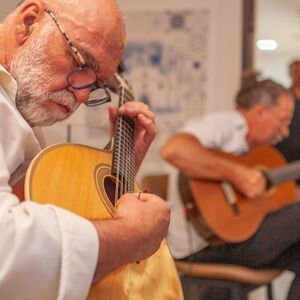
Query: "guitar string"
122 92 127 194
121 90 127 194
120 89 133 194
129 90 136 191
129 89 136 190
123 90 129 192
114 85 136 205
123 89 134 192
125 89 132 192
114 101 120 203
114 87 125 204
267 160 300 185
124 88 135 192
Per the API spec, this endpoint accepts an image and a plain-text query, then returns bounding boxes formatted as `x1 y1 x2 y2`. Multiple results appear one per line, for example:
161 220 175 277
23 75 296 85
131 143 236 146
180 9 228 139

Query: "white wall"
118 0 242 113
0 2 16 21
255 0 300 86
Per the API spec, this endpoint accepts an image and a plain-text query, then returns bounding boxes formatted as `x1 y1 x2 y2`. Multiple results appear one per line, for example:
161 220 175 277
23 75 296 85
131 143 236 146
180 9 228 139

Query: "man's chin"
25 109 72 127
28 119 56 127
27 114 67 127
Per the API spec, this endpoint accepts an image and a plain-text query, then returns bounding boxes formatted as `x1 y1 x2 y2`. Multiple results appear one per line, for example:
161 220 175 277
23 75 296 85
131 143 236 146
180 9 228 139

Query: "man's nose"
67 86 91 104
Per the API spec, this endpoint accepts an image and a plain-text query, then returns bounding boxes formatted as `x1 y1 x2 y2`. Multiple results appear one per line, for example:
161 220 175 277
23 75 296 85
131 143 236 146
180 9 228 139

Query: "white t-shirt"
0 66 98 300
167 111 249 259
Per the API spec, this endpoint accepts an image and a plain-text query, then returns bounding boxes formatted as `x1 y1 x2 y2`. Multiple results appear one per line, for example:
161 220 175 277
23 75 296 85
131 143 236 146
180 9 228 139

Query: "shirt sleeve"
0 143 99 300
181 114 231 149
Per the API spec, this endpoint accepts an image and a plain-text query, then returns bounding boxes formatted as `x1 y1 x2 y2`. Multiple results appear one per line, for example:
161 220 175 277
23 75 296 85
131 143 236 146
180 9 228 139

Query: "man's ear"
15 1 46 46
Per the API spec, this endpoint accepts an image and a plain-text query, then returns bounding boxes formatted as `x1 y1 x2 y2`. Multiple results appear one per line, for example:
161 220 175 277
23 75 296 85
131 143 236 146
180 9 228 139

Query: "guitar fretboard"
265 160 300 186
112 85 136 197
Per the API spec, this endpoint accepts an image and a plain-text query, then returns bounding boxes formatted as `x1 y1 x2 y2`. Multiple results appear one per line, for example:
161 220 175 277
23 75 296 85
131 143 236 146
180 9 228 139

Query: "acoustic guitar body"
25 143 183 300
188 146 296 243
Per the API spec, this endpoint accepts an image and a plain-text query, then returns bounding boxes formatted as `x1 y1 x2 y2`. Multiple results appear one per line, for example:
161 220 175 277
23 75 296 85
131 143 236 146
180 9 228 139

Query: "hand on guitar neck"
106 72 156 173
227 163 267 199
107 102 156 173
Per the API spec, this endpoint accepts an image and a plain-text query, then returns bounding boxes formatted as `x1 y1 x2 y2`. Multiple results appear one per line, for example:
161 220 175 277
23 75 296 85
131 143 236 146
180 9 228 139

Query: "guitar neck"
264 160 300 187
111 75 136 195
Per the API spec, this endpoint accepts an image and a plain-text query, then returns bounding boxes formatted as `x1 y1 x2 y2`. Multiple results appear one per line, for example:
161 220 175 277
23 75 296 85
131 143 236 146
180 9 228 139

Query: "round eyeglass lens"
68 67 97 88
88 88 109 101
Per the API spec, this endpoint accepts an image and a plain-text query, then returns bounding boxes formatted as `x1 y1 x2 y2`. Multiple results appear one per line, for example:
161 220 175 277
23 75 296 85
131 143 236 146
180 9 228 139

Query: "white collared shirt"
167 111 249 259
0 66 99 300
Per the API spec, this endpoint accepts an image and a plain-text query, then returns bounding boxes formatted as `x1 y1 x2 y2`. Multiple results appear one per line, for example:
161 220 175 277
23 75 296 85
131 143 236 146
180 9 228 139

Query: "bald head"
50 0 126 77
3 0 126 78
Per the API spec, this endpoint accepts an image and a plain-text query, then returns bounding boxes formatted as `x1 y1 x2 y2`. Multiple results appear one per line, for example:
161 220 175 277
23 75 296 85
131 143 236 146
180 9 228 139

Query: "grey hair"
17 0 25 7
289 60 300 71
236 79 290 110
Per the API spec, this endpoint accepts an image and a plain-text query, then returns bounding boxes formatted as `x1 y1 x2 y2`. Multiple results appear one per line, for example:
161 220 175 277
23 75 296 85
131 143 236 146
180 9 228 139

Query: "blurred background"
2 1 300 298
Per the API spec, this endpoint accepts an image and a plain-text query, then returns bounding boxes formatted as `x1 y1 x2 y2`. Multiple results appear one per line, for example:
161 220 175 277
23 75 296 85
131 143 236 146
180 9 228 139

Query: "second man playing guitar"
161 75 300 300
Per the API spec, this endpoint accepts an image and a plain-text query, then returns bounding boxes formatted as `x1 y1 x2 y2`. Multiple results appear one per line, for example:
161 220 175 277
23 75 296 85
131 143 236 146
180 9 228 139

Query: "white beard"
9 24 79 127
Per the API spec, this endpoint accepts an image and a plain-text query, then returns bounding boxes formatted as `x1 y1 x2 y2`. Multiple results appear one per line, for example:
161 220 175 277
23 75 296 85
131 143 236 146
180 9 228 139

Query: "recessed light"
256 39 278 51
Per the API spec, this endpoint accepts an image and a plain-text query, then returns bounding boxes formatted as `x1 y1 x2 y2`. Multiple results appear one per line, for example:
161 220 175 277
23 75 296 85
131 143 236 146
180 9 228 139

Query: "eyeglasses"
45 9 111 107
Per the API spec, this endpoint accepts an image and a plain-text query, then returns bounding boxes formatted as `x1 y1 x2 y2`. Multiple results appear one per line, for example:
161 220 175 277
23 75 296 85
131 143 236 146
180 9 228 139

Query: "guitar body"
183 146 296 243
25 143 183 300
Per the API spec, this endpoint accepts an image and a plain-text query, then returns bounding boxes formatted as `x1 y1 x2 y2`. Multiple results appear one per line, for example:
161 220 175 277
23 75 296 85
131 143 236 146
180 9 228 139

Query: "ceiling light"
256 39 278 51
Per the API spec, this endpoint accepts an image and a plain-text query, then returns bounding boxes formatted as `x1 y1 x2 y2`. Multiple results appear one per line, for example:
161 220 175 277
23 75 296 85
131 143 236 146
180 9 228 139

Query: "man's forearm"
161 133 239 181
91 218 131 282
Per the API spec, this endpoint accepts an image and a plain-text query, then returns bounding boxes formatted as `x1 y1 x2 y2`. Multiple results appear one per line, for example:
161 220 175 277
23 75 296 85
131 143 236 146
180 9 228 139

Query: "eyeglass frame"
45 9 111 107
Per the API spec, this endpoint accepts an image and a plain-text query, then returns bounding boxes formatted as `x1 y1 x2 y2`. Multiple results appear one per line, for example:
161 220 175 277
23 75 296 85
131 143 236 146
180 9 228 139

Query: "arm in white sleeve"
0 145 99 300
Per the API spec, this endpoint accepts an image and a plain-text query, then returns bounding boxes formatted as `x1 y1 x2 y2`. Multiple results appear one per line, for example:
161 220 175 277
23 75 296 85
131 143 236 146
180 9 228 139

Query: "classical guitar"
178 146 300 243
25 73 183 299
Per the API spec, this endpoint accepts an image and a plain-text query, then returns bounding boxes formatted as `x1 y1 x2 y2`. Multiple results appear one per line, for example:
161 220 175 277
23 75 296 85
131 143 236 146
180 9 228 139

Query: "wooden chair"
175 260 281 300
141 174 283 300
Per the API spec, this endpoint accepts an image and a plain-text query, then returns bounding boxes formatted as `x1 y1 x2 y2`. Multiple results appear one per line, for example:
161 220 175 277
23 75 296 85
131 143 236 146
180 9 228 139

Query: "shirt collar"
235 111 250 153
0 65 17 103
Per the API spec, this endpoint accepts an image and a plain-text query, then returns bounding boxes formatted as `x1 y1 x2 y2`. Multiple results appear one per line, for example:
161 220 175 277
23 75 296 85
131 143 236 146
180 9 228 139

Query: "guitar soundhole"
104 176 122 206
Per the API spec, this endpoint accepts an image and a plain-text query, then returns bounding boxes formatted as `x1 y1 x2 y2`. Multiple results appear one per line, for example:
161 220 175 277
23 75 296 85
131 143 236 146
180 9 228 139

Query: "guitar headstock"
105 62 135 103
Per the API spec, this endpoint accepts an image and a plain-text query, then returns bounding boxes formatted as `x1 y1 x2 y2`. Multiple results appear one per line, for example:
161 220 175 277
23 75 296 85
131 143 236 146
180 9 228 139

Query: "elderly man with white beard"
0 0 171 299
